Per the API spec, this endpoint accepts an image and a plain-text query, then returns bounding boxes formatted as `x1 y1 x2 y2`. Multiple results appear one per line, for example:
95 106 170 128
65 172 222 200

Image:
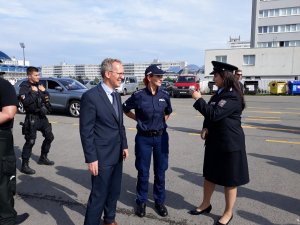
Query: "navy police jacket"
193 89 245 153
123 87 172 132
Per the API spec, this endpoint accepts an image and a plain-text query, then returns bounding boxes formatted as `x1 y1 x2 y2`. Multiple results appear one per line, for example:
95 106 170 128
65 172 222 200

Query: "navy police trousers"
135 131 169 205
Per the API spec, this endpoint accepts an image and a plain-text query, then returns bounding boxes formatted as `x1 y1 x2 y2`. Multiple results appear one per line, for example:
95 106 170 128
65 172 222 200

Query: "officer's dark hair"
219 70 246 110
100 58 122 78
27 66 39 75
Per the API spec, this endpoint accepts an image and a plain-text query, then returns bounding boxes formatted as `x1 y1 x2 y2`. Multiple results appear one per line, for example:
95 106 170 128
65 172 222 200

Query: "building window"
259 7 300 18
216 56 227 63
243 55 255 66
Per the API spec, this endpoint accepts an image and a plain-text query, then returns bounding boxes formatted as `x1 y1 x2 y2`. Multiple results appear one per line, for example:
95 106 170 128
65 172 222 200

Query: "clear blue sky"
0 0 252 66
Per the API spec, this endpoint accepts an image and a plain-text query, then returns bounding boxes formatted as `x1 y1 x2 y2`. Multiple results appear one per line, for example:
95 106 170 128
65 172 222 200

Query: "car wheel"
69 100 80 117
123 89 127 95
18 101 26 114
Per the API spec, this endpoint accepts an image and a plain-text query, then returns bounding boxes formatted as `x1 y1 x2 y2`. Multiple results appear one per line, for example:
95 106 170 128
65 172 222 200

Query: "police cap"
145 64 166 76
209 61 238 75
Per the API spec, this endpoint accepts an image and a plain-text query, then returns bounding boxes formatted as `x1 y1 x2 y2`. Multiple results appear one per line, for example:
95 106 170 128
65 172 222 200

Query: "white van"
116 76 138 95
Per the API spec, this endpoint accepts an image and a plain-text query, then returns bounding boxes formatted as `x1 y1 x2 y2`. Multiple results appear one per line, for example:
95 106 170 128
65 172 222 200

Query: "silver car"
14 77 88 117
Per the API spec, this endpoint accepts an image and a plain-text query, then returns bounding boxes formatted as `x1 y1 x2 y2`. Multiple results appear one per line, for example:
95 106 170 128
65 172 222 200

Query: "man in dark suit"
80 58 129 225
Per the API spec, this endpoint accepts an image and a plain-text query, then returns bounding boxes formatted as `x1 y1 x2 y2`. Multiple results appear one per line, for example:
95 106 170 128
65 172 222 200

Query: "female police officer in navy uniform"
123 65 172 218
188 61 249 225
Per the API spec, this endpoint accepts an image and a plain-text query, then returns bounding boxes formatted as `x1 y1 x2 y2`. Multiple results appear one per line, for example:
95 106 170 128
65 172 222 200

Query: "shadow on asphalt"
168 126 201 134
17 175 85 225
172 166 300 217
249 153 300 174
55 166 195 211
238 210 296 225
243 122 300 135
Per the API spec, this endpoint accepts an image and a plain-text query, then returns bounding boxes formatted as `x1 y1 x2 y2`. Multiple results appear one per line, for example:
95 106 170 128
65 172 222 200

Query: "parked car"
14 77 88 117
171 74 200 97
115 76 138 95
161 81 173 95
85 80 99 89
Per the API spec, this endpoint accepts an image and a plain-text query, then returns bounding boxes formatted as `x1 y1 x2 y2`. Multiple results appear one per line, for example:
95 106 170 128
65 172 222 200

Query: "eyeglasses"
109 71 124 76
236 73 242 76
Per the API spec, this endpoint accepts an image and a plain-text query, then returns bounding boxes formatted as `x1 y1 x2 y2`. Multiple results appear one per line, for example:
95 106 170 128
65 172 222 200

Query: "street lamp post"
19 42 25 66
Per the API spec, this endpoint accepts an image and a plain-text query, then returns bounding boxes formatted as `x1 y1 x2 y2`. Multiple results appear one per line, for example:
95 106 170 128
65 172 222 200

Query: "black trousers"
0 130 17 225
22 115 54 160
84 161 123 225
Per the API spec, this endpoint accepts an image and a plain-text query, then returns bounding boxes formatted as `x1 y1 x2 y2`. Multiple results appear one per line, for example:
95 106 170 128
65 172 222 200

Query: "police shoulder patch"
218 99 227 107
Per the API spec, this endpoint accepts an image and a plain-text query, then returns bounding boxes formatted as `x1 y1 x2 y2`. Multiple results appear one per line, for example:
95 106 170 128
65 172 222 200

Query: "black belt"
138 129 164 137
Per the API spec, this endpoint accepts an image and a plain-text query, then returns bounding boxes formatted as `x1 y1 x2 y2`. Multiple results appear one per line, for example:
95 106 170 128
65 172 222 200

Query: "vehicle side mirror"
55 86 63 91
126 80 130 84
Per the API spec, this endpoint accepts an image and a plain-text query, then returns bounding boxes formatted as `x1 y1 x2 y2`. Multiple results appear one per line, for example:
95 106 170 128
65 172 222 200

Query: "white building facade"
204 0 300 92
251 0 300 48
42 60 187 82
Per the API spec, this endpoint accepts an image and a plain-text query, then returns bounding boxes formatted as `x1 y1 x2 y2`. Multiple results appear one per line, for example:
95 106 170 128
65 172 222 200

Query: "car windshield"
177 76 195 83
60 79 87 90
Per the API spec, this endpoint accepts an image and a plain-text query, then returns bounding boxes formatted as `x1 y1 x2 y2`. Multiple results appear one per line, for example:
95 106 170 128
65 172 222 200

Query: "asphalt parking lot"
12 95 300 225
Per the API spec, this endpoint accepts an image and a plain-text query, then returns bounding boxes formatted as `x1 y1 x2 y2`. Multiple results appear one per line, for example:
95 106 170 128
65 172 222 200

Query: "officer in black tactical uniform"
0 72 29 224
19 67 54 175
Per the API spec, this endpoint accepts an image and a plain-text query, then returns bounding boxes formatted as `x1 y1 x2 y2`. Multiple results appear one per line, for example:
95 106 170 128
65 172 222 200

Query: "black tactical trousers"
0 130 17 225
22 115 54 160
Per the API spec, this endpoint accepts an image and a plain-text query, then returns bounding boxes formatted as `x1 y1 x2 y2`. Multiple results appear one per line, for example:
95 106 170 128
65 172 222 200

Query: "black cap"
145 64 165 76
209 61 238 75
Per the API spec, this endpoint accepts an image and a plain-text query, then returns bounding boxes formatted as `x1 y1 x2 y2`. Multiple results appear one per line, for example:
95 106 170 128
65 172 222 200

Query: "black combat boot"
21 160 36 175
16 213 29 224
38 154 54 165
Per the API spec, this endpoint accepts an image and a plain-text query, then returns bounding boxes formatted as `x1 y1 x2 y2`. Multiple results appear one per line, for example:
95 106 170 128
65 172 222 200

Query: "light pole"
19 42 25 66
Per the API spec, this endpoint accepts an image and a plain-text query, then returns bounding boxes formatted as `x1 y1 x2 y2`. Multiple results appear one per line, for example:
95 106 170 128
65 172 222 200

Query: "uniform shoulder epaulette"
20 81 30 88
133 89 143 95
161 89 169 95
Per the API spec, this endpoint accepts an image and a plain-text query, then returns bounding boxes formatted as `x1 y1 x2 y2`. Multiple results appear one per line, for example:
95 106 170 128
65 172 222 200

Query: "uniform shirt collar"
217 87 224 94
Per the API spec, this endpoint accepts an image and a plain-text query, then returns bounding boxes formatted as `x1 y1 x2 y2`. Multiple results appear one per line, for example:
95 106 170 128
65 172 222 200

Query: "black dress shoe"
136 203 146 217
155 203 168 217
16 213 29 224
215 215 233 225
188 204 212 215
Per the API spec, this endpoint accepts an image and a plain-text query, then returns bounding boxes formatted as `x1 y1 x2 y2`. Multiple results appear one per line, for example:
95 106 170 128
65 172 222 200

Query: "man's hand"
88 160 98 176
38 85 46 92
31 86 38 92
123 149 129 160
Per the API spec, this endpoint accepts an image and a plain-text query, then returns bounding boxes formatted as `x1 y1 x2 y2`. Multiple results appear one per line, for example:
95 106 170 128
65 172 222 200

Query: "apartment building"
205 0 300 91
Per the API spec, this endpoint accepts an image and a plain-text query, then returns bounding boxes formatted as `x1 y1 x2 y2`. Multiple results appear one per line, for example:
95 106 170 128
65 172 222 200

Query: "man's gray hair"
100 58 122 78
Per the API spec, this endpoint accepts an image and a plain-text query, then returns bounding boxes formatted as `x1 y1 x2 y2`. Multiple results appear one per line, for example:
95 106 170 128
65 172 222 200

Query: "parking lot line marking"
188 133 200 136
265 139 300 145
247 110 300 115
73 123 79 126
246 116 280 119
244 118 281 122
49 121 58 124
247 107 272 110
128 127 136 131
286 108 300 110
242 125 300 133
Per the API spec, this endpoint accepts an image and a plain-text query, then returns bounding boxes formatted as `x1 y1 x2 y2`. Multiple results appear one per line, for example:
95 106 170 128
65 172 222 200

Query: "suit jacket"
80 84 128 166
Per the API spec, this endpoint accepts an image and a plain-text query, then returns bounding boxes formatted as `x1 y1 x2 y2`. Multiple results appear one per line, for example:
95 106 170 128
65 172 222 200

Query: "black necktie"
111 92 119 118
